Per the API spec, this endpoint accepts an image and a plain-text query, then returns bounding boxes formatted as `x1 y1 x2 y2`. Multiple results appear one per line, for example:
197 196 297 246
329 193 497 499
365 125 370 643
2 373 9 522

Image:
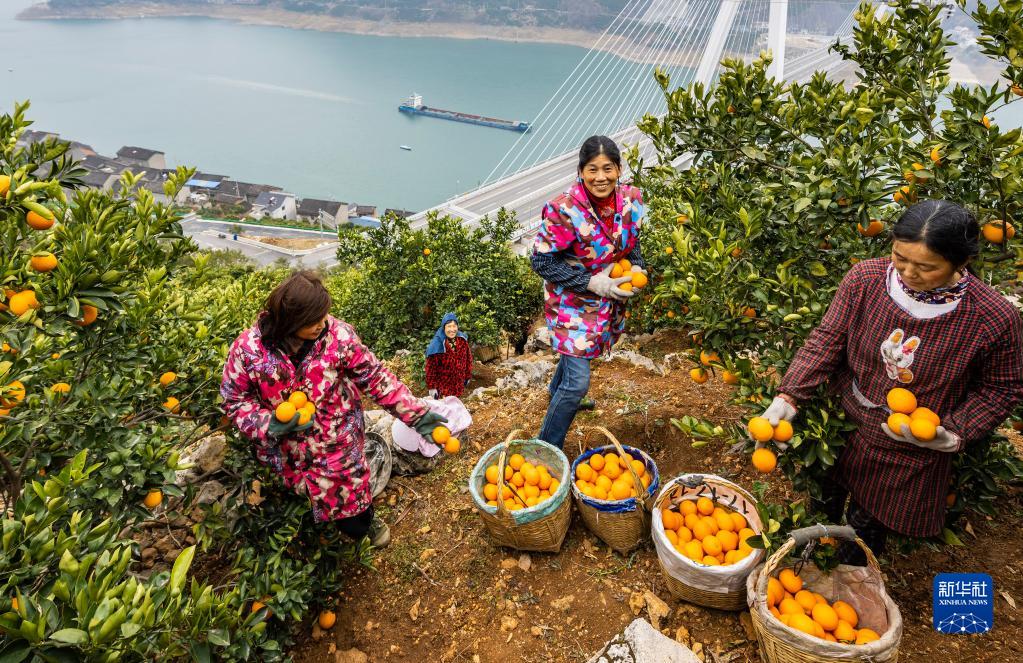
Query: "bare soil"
243 236 334 250
290 330 1023 662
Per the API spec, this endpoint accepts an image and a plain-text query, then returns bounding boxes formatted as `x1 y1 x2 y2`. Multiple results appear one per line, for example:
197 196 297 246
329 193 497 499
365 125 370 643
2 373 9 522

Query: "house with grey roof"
249 191 297 221
297 198 348 228
383 208 416 220
80 155 128 191
354 204 377 219
116 146 166 170
214 180 282 206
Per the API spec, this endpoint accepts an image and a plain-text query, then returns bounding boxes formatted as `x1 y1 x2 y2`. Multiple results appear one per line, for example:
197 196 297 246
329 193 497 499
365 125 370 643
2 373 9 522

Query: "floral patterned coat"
532 182 645 358
220 314 428 521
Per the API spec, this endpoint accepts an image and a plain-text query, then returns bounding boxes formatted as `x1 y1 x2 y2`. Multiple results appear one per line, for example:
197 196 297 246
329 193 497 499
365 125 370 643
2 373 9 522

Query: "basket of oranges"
469 429 573 552
747 524 903 662
652 474 765 610
570 426 659 554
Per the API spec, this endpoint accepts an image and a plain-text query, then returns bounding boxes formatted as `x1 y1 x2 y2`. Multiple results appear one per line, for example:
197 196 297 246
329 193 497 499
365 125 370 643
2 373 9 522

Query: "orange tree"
333 210 542 382
630 0 1023 526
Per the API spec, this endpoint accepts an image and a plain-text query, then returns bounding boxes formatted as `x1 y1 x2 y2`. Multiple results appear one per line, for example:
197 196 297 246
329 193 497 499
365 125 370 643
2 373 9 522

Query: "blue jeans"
538 354 591 449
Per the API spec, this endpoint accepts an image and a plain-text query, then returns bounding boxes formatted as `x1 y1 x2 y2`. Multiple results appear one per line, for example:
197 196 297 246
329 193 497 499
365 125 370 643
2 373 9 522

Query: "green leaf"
208 628 230 647
794 197 812 213
48 628 87 644
0 643 32 663
941 528 965 546
169 545 196 594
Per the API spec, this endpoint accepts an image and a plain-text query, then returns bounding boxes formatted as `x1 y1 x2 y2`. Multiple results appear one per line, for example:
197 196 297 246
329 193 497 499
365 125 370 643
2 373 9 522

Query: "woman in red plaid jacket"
424 313 473 398
758 200 1023 561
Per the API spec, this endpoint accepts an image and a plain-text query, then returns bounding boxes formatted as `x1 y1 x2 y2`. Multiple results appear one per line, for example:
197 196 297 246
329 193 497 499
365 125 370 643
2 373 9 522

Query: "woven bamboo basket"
748 524 902 663
469 429 573 553
652 474 764 611
570 426 659 554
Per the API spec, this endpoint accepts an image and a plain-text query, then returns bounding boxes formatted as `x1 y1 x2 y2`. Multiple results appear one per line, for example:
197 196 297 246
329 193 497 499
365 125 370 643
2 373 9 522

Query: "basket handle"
494 429 527 521
585 426 646 511
758 524 882 601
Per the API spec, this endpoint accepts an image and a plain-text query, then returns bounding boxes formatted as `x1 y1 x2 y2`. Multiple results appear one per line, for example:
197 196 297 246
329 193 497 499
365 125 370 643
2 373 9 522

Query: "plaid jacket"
779 258 1023 536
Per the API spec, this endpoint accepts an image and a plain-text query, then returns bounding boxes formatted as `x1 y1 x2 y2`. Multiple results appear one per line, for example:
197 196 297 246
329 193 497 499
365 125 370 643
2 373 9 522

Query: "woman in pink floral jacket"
220 271 447 547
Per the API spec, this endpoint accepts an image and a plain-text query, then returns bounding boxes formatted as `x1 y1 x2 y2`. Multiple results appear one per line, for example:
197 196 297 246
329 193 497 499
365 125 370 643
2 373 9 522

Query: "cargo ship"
398 93 530 133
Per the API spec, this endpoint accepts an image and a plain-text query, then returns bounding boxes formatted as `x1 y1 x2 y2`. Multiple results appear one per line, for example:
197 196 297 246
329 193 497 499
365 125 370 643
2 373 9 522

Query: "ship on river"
398 93 530 133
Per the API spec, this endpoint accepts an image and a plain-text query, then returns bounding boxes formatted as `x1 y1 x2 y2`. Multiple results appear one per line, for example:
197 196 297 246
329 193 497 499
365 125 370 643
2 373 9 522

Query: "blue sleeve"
530 251 591 294
626 235 645 269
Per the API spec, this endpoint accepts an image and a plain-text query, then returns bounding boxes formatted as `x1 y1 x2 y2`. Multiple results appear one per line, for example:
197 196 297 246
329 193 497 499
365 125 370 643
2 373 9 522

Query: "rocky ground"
285 329 1023 663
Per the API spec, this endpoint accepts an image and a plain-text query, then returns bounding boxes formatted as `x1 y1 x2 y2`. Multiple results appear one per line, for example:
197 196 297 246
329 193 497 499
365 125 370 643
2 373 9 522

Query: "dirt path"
293 333 1023 662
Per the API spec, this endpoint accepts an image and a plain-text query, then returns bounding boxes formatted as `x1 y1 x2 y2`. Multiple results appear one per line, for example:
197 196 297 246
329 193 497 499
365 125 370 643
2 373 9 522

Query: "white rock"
524 326 552 353
175 433 227 485
608 350 666 376
587 618 703 663
495 359 554 391
195 479 226 505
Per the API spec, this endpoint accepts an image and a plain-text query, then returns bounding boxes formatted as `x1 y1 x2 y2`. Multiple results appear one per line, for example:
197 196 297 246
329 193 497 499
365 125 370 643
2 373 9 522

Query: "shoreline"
17 2 608 51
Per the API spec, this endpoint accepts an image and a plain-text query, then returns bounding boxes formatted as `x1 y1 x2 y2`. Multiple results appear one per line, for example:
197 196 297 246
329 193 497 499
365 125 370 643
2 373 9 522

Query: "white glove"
754 396 798 451
428 389 438 399
588 264 634 301
881 422 960 453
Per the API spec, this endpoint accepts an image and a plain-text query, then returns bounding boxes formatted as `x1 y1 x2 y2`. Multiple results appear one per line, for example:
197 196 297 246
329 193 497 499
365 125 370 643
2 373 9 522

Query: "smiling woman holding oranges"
757 200 1023 562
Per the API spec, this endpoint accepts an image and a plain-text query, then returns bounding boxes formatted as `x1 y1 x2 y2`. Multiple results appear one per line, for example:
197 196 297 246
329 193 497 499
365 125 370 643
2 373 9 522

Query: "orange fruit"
751 448 777 473
779 598 804 616
522 466 539 485
523 484 540 499
508 453 525 471
701 555 720 566
511 472 525 487
163 397 180 413
610 263 624 278
143 489 163 509
855 628 880 644
275 402 297 422
722 370 739 385
832 601 858 627
576 463 594 482
9 290 40 316
700 515 719 536
680 500 697 516
696 497 715 516
423 248 431 255
779 568 803 594
795 590 817 613
684 513 700 530
631 272 648 288
588 453 605 472
699 350 720 366
691 519 712 542
549 479 560 494
595 474 612 492
629 459 646 478
683 541 704 562
75 304 99 326
886 412 912 435
602 461 622 480
676 526 693 543
738 527 756 547
717 530 738 552
0 175 8 196
251 601 268 615
730 513 747 531
485 465 500 484
886 388 917 414
50 383 71 394
504 465 514 481
444 437 460 453
730 247 743 258
982 220 1015 244
483 484 499 501
910 407 940 426
665 246 674 254
857 220 884 237
714 511 735 533
431 425 451 444
288 391 308 409
26 210 55 230
747 417 774 442
773 420 793 443
767 578 784 607
610 481 632 500
30 253 58 272
909 418 936 441
789 614 817 636
318 610 336 629
159 371 177 387
769 606 782 620
930 146 941 164
661 509 680 531
538 472 553 490
701 535 723 556
665 529 679 545
834 620 856 642
812 603 839 632
1 381 26 408
689 368 709 384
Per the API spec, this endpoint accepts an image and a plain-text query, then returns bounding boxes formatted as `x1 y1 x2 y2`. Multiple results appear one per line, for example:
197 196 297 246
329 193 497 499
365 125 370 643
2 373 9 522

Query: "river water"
0 0 594 210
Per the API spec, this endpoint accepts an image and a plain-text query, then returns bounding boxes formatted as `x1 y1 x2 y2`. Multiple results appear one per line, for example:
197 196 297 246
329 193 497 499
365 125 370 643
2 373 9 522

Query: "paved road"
180 217 340 268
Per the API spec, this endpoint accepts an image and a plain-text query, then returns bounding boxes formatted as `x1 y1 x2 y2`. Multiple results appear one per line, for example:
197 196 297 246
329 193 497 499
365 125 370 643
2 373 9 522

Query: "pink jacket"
220 314 428 520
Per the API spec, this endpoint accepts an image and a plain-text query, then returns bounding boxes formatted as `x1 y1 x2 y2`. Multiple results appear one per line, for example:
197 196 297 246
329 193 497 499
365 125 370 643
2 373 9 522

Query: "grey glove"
587 264 634 301
413 411 449 441
881 422 960 453
754 396 798 451
267 413 314 438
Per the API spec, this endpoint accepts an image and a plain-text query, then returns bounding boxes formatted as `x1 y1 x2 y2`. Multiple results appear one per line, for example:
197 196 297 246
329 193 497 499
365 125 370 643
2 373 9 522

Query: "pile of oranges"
275 391 317 425
609 258 648 291
574 450 652 501
431 425 461 454
885 388 941 441
482 453 561 510
660 497 757 567
766 568 881 645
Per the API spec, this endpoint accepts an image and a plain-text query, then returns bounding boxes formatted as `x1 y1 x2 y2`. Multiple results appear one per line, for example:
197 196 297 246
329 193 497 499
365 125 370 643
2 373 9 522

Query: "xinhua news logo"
933 573 994 634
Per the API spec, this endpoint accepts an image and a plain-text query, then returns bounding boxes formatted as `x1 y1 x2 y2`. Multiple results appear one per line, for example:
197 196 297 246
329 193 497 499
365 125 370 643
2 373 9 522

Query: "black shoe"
368 517 391 548
578 397 596 411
